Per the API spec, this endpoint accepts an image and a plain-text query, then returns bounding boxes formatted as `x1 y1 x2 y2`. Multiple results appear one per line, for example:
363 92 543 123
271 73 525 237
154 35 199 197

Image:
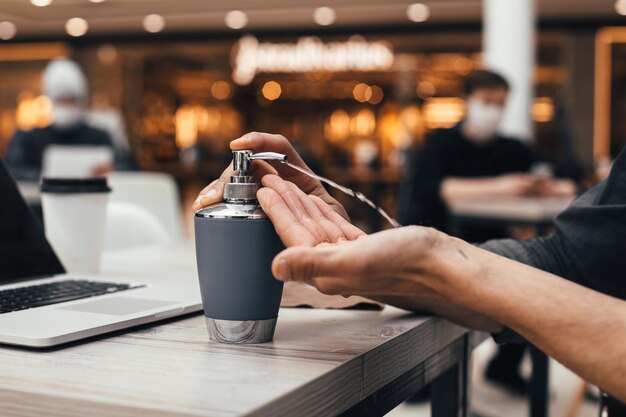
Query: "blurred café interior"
1 0 625 416
3 0 626 232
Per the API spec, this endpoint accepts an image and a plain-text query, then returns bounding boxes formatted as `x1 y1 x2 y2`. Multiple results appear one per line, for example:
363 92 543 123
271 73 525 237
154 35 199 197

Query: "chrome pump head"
224 150 288 203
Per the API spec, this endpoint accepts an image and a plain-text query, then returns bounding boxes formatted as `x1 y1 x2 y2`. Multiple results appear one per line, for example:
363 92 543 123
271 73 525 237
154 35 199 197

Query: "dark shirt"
399 125 538 242
5 123 114 181
482 145 626 343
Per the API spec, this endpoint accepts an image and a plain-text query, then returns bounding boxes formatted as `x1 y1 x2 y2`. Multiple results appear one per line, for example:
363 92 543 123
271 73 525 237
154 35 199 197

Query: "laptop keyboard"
0 280 145 314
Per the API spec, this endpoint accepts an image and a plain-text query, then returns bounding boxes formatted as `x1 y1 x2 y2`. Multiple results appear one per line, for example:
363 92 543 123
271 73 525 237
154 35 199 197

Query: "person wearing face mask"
398 70 576 396
5 59 115 181
400 70 576 242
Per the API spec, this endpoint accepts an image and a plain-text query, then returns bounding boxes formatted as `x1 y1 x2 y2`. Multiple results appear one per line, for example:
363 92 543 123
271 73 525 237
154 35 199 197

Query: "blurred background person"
399 69 576 242
398 69 577 396
5 58 115 181
88 91 137 170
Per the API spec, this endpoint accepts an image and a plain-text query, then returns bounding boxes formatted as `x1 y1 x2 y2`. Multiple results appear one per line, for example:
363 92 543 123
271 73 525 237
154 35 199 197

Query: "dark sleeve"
4 130 41 181
399 131 449 229
509 139 544 172
480 146 626 342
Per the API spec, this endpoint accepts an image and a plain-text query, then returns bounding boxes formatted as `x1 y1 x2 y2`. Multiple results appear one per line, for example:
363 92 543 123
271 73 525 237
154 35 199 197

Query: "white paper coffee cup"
41 178 111 274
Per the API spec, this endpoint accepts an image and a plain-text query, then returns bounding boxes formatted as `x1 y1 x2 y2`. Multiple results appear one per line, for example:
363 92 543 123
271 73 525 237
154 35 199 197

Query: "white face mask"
52 105 84 129
464 98 504 143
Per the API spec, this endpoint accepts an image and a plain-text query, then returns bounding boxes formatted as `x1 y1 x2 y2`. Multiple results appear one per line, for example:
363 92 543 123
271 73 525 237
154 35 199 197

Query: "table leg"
530 345 549 417
431 336 470 417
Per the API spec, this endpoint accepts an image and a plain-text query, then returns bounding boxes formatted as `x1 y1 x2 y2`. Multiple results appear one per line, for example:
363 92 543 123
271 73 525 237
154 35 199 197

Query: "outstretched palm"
257 174 365 247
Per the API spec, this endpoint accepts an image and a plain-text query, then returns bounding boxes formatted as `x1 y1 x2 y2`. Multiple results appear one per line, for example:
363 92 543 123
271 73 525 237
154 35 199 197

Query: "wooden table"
449 196 574 417
449 196 573 232
1 242 487 417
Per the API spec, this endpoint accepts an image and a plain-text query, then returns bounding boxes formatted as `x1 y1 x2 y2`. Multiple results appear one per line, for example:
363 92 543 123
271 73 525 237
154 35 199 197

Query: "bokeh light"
65 18 89 37
143 14 166 33
0 21 17 40
262 81 282 101
211 80 232 100
225 11 248 29
313 7 336 26
406 3 430 22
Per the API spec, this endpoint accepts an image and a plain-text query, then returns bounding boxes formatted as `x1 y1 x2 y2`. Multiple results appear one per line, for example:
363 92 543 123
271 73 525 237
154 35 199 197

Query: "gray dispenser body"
194 199 284 344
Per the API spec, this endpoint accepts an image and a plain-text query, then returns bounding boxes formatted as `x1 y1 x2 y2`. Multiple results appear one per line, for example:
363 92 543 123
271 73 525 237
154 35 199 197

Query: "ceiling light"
143 14 166 33
313 7 336 26
225 10 248 30
407 3 430 22
30 0 52 7
0 21 17 40
616 0 626 15
89 0 106 3
65 18 89 37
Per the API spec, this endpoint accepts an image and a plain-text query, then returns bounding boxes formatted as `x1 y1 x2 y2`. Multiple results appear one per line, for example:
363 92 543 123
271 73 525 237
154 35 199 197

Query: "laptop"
0 159 202 347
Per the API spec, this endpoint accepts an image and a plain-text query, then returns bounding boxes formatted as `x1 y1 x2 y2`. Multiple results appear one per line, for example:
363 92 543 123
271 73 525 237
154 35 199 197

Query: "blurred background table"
448 196 574 234
448 195 574 417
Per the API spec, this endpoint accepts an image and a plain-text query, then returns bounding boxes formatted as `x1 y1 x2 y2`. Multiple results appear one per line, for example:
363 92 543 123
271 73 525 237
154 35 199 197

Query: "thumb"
272 244 354 283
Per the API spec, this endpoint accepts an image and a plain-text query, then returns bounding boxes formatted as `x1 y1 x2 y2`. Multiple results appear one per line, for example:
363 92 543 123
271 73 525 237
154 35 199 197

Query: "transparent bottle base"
205 317 277 344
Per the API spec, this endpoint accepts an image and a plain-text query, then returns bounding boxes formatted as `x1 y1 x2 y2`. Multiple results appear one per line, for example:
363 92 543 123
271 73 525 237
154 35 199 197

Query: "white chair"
107 172 183 240
104 202 170 251
42 145 114 178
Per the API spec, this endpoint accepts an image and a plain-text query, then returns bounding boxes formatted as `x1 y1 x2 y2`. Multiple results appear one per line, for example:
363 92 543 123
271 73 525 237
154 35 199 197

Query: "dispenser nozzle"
248 152 288 162
232 150 288 176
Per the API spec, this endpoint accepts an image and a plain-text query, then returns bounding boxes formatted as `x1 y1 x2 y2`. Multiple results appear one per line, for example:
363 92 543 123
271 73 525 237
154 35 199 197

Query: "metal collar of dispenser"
194 201 267 219
223 181 259 203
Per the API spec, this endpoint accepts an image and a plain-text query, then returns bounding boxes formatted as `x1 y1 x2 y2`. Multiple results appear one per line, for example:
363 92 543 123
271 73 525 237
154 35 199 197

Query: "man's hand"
442 173 540 202
192 132 348 221
258 174 365 247
259 172 503 333
271 225 474 299
269 225 502 335
493 173 538 197
536 178 577 197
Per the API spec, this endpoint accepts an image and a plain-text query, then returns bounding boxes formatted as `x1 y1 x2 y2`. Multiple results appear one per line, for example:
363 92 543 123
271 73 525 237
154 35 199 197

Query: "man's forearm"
452 245 626 402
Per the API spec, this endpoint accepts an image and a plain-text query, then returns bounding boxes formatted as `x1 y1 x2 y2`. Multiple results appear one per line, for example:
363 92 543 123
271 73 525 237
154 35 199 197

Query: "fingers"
286 182 345 244
231 132 305 168
309 195 366 241
257 187 318 247
192 164 232 212
231 132 322 195
271 227 440 297
272 245 344 283
272 243 370 296
260 174 357 244
259 175 330 245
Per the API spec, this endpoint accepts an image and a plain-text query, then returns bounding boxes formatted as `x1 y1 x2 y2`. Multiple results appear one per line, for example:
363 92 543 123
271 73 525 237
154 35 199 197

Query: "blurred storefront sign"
232 36 395 85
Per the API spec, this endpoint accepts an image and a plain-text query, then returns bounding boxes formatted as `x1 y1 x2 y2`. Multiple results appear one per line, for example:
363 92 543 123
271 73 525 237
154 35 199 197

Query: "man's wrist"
433 236 490 307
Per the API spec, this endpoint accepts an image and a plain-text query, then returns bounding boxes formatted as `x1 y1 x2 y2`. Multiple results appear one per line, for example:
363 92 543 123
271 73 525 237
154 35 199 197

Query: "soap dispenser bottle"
194 150 286 344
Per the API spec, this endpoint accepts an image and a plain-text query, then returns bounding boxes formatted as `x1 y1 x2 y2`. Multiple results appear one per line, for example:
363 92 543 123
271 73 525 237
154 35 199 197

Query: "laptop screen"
0 159 65 282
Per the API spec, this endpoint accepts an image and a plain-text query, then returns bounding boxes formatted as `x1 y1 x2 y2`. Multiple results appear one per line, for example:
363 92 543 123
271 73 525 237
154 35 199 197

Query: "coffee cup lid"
41 177 112 194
